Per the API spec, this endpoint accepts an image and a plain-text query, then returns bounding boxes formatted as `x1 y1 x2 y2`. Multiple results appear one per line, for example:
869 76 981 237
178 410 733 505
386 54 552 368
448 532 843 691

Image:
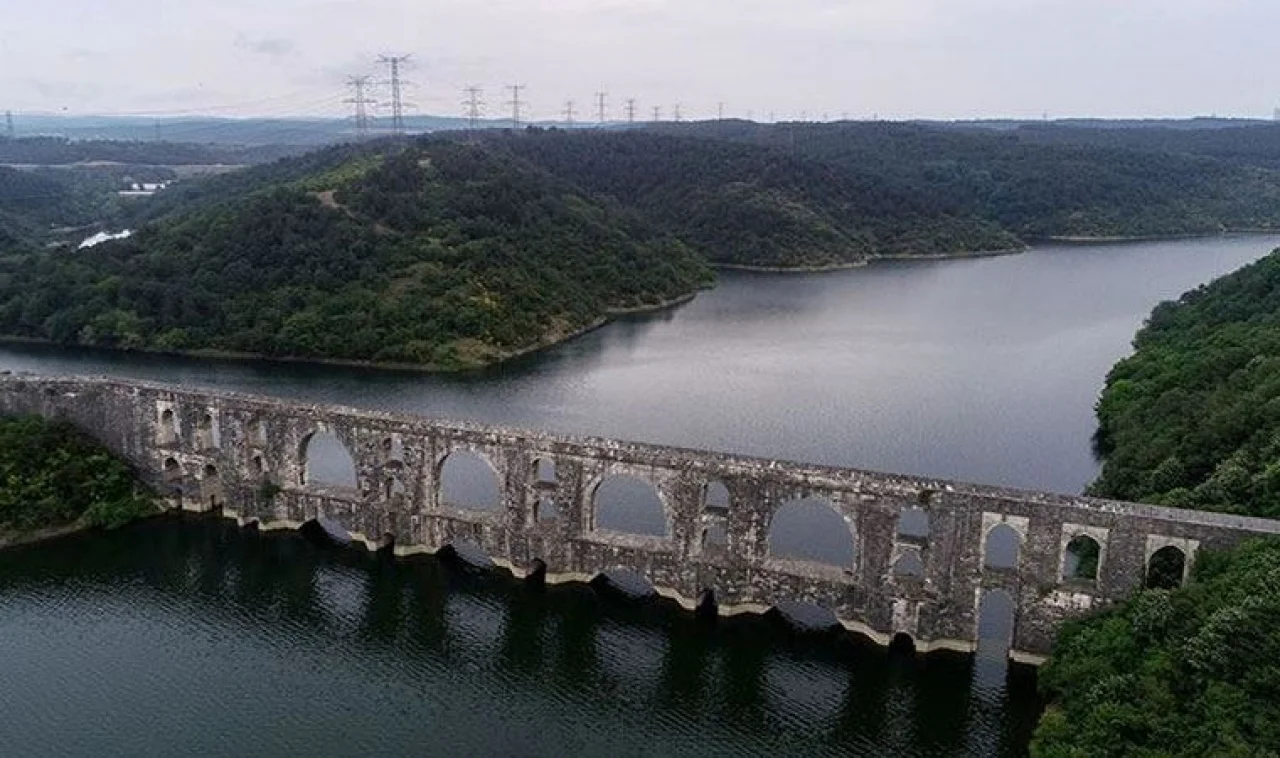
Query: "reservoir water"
1 236 1277 756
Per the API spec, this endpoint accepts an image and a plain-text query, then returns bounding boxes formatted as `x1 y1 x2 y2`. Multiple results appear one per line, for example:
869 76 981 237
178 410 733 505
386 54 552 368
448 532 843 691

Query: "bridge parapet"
3 372 1278 661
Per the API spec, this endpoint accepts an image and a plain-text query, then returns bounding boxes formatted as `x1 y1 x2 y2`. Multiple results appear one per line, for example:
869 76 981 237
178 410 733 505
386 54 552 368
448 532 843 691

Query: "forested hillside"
480 130 1019 268
1089 248 1280 516
662 121 1280 239
1033 537 1280 757
1033 248 1280 756
0 141 710 369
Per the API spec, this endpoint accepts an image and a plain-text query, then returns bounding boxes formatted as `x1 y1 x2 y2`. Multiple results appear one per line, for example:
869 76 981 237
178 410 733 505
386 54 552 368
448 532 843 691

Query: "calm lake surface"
1 235 1277 756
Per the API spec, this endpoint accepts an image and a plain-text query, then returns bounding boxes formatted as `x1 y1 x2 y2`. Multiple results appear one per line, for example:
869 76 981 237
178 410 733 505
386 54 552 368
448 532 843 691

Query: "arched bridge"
5 373 1278 663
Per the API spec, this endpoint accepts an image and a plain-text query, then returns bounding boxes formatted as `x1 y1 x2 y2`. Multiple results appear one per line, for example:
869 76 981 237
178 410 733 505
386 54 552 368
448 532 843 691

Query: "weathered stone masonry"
5 373 1279 663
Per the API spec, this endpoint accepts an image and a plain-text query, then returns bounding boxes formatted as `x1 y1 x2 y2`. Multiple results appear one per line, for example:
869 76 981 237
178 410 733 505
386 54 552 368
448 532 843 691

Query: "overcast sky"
2 0 1278 121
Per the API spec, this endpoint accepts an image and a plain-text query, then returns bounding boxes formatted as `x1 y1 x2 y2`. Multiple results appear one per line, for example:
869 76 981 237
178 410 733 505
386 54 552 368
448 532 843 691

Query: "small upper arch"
983 522 1022 570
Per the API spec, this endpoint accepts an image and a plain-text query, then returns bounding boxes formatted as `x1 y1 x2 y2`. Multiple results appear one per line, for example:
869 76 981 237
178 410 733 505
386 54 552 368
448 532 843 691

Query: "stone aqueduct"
5 373 1280 662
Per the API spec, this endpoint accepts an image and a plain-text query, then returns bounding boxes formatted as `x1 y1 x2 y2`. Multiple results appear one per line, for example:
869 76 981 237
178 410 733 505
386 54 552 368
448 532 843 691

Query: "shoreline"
713 245 1029 273
0 290 703 377
1040 229 1280 245
0 522 89 551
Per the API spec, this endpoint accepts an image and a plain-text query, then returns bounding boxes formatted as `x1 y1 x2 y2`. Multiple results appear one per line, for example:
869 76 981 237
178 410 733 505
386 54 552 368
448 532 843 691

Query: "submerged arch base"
216 506 1014 663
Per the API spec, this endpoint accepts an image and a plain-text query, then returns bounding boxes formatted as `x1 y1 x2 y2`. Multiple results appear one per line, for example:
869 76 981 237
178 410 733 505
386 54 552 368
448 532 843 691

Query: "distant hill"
0 140 710 369
478 129 1018 268
0 136 301 166
655 121 1280 239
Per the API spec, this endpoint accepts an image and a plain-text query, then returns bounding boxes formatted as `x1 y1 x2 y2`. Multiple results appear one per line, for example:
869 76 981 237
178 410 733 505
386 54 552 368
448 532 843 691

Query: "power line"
345 75 376 139
625 99 637 125
594 91 607 125
463 86 484 131
506 84 527 129
378 54 412 136
718 102 725 121
563 99 576 126
673 103 683 123
652 105 661 123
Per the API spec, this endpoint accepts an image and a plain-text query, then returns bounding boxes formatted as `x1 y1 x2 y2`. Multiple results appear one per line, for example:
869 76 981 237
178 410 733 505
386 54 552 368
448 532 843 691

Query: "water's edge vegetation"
1032 247 1280 756
0 415 157 544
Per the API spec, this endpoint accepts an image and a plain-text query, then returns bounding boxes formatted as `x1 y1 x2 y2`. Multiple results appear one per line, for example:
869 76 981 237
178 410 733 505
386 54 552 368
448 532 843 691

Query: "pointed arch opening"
533 496 556 524
157 408 178 446
704 480 730 511
386 476 408 503
893 551 925 578
383 435 406 463
767 497 856 569
593 475 668 537
201 463 222 509
162 456 182 483
1146 546 1187 589
439 450 502 512
301 431 358 489
984 523 1021 570
897 505 930 539
702 523 728 550
534 458 556 486
196 413 217 450
1063 535 1102 582
247 417 268 447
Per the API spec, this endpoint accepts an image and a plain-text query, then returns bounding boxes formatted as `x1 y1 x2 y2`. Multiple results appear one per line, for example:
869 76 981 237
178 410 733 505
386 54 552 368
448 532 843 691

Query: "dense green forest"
1033 249 1280 755
0 140 710 368
1032 538 1280 757
6 124 1280 368
478 130 1018 267
0 415 156 534
1089 249 1280 516
661 121 1280 239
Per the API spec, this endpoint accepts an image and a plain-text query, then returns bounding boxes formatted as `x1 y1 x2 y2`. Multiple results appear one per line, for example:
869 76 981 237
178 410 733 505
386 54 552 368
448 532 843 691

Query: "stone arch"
1146 545 1187 589
896 504 930 539
1062 534 1102 582
162 456 182 483
157 407 178 445
892 550 925 578
246 417 268 447
592 474 668 537
533 457 556 485
438 449 503 512
300 430 358 489
890 632 917 654
977 588 1015 654
201 463 223 509
771 599 840 630
382 435 406 464
983 523 1022 570
196 412 218 450
704 480 730 510
767 497 856 569
386 476 408 503
533 496 556 524
593 568 658 598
